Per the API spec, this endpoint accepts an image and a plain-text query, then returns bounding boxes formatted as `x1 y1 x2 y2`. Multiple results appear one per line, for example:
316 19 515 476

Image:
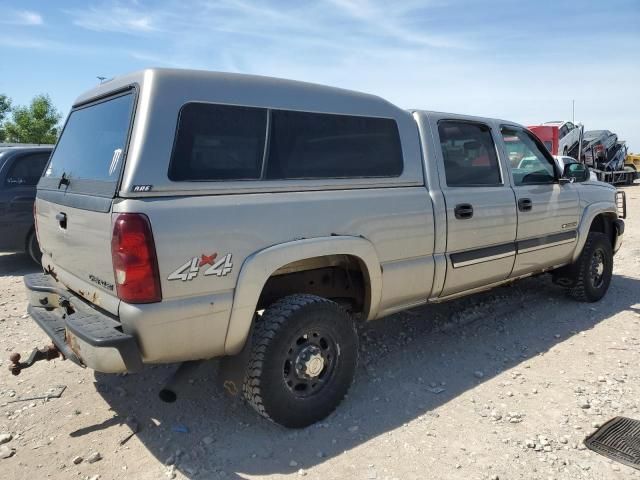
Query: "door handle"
454 203 474 220
55 212 67 229
518 198 533 212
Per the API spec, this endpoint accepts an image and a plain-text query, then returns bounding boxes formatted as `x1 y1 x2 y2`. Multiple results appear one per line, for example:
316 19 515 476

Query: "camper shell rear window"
39 90 136 197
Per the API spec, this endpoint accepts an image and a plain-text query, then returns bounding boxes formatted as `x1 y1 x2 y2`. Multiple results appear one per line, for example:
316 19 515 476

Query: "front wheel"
243 294 358 428
569 232 613 302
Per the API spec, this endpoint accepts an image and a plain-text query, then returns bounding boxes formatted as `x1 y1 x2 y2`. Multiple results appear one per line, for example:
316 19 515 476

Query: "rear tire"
569 232 613 302
243 294 358 428
26 231 42 265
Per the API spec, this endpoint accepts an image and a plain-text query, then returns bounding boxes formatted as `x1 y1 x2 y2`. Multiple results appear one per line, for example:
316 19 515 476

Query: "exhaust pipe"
159 361 202 403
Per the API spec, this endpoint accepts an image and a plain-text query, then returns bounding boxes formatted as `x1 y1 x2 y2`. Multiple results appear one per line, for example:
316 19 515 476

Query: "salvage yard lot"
1 185 639 480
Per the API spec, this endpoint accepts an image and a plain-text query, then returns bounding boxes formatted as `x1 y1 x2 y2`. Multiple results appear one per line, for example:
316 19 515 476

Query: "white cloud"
0 9 44 26
69 5 157 33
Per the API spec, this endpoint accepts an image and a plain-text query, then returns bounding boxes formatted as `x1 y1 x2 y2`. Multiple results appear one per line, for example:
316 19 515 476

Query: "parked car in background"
0 146 53 263
554 155 598 181
541 121 581 156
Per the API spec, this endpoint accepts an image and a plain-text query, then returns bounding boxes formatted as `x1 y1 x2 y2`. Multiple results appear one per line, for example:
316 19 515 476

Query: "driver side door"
501 126 579 277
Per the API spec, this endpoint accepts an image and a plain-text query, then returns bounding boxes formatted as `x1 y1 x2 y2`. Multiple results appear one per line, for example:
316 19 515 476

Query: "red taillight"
111 213 162 303
595 144 604 152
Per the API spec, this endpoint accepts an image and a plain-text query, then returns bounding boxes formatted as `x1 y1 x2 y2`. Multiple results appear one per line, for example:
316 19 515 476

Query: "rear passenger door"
501 126 579 276
436 120 517 297
0 152 50 248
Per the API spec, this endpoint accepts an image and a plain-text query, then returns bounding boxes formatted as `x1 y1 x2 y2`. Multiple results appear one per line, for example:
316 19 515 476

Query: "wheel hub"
590 249 605 288
295 345 325 379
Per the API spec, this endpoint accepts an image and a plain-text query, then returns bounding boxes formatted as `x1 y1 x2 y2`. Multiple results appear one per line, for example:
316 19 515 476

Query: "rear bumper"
24 273 143 373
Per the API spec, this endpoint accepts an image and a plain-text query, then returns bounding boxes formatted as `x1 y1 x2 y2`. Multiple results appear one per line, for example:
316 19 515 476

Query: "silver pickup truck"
21 69 625 428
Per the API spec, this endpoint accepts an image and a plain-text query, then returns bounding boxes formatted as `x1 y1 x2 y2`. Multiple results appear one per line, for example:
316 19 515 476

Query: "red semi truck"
528 125 558 154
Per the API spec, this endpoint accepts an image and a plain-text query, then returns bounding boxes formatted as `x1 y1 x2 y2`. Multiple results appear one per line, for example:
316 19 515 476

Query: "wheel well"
24 227 35 252
589 213 616 247
257 255 369 315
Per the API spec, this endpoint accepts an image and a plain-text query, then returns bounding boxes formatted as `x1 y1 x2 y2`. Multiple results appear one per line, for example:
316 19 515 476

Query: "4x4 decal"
168 253 233 281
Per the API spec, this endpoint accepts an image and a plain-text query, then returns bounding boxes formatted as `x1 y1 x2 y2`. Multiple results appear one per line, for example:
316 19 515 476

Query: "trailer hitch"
8 345 62 376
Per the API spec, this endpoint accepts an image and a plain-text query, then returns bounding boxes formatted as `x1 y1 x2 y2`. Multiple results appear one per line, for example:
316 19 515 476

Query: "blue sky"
1 0 639 150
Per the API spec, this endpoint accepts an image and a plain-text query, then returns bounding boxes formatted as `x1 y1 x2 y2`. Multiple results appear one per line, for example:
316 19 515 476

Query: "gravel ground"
1 184 639 480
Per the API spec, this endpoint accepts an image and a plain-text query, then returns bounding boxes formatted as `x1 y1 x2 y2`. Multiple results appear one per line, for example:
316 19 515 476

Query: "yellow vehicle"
627 152 640 170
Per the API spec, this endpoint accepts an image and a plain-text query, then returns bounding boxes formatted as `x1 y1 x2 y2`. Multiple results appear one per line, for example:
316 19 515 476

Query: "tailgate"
37 197 120 314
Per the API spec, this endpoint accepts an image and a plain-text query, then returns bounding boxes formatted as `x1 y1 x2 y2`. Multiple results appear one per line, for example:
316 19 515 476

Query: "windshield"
42 92 134 196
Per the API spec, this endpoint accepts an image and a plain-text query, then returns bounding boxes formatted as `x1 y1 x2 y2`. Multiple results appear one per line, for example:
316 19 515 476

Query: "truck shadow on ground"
91 273 640 479
0 253 40 278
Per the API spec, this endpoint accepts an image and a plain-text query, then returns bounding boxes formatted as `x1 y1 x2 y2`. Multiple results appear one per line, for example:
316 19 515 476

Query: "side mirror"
563 163 590 183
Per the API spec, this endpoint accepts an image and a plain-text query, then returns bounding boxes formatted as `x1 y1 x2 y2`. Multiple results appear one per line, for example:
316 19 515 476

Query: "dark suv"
0 146 53 263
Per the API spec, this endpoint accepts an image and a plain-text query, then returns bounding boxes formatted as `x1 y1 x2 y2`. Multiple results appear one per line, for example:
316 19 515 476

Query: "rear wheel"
243 294 358 428
569 232 613 302
626 171 635 186
26 230 42 265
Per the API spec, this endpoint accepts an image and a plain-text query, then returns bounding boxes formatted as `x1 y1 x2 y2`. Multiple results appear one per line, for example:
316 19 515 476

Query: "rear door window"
265 110 403 179
169 103 267 181
42 91 135 197
438 121 502 187
5 153 50 186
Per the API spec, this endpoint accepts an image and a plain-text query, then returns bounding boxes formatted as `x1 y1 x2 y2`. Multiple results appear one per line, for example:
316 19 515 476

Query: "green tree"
0 94 11 142
4 94 61 144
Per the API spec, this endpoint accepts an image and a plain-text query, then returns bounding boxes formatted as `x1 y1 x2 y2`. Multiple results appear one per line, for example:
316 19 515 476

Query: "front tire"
26 230 42 265
569 232 613 302
243 294 358 428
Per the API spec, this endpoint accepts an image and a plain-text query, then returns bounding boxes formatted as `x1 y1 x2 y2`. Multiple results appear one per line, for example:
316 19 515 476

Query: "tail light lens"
595 145 604 152
111 213 162 303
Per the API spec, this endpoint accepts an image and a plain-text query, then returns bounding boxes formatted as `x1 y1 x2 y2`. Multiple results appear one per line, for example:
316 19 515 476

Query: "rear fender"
224 236 382 355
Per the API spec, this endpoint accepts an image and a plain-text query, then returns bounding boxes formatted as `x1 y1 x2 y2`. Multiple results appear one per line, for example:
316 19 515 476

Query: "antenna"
572 100 575 123
97 76 107 84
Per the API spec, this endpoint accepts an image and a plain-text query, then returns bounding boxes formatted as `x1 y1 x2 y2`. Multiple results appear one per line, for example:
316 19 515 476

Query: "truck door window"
437 121 501 187
559 125 568 139
502 127 556 186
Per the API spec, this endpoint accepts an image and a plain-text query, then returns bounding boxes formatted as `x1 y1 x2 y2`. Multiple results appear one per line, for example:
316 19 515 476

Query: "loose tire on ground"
243 294 358 428
26 230 42 265
569 232 613 302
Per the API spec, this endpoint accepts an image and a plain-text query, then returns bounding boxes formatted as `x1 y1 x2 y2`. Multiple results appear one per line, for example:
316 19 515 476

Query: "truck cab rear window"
169 103 267 181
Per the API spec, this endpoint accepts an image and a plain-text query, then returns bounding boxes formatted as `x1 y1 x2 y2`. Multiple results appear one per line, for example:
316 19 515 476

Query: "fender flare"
572 202 617 262
223 236 382 355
